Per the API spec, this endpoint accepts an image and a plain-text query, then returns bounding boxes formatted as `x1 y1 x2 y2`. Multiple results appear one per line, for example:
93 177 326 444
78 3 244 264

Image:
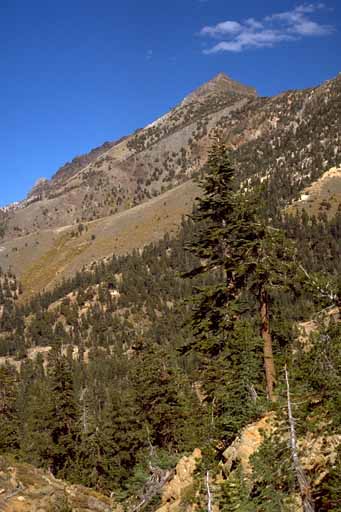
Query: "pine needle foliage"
182 139 298 441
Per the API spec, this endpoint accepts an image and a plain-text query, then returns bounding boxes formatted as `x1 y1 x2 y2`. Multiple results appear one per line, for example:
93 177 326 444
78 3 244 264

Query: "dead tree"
285 365 315 512
206 470 212 512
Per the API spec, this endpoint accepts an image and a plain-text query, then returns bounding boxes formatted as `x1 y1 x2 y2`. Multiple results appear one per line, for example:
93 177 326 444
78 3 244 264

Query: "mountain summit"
0 73 340 296
181 72 257 106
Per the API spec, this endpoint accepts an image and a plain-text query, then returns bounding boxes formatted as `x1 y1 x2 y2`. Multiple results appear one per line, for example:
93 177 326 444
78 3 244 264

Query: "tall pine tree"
183 139 297 437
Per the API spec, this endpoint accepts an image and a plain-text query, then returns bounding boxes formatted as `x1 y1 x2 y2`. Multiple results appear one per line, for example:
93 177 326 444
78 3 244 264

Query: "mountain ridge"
180 71 257 106
0 72 340 294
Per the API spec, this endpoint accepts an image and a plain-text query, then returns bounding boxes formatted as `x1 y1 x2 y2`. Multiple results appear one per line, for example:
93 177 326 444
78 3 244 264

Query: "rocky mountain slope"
0 72 340 295
0 73 255 237
0 181 199 299
289 166 341 217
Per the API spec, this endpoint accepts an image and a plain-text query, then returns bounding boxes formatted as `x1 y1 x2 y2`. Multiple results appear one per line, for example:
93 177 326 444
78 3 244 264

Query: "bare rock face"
221 414 273 476
25 178 51 207
0 456 112 512
155 416 341 512
300 433 341 487
220 416 341 511
157 448 202 512
181 73 257 106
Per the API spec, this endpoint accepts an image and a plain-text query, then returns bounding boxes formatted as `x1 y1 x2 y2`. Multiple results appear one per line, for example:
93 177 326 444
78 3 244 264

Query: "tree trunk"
285 365 315 512
259 286 276 401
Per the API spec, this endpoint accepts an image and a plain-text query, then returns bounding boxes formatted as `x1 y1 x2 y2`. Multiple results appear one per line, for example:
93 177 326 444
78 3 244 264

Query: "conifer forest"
0 139 340 511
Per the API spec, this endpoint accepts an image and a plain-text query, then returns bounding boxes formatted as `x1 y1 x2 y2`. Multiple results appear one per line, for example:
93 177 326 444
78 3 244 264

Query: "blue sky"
1 0 340 206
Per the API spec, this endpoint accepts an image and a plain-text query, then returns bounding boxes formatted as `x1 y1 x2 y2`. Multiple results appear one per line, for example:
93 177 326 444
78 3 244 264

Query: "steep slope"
180 72 256 106
229 73 341 212
0 73 255 239
289 166 341 217
0 456 112 512
0 72 340 294
0 180 199 299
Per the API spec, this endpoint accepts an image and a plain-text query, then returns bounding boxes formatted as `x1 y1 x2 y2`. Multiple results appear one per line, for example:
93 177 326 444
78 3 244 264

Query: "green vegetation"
0 141 340 509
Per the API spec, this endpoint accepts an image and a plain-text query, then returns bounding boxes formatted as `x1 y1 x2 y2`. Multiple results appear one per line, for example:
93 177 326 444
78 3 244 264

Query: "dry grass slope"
288 166 341 217
0 180 200 299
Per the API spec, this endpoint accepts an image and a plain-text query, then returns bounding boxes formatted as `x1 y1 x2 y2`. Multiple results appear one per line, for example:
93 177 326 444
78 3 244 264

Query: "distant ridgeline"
0 73 340 244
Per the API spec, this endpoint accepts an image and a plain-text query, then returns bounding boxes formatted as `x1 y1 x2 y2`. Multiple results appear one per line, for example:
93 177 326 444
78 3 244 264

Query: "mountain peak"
181 72 257 106
210 71 233 82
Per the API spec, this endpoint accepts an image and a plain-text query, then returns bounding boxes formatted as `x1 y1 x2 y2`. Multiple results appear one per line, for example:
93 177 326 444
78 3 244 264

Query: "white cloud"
201 20 242 37
200 3 334 53
245 18 264 30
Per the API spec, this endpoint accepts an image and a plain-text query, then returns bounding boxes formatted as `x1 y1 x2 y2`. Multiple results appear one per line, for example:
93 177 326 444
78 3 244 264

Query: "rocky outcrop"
0 456 112 512
221 414 273 476
300 433 341 487
181 72 257 106
26 178 49 201
155 414 341 512
156 448 201 512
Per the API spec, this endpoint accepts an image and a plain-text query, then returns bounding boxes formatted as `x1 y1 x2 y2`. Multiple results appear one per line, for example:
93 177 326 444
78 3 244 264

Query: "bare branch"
206 471 212 512
285 365 315 512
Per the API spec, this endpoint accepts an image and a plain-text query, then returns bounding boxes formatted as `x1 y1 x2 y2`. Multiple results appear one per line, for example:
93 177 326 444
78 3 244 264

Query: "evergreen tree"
17 357 51 468
182 139 297 441
132 341 203 452
0 364 19 452
46 346 80 478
